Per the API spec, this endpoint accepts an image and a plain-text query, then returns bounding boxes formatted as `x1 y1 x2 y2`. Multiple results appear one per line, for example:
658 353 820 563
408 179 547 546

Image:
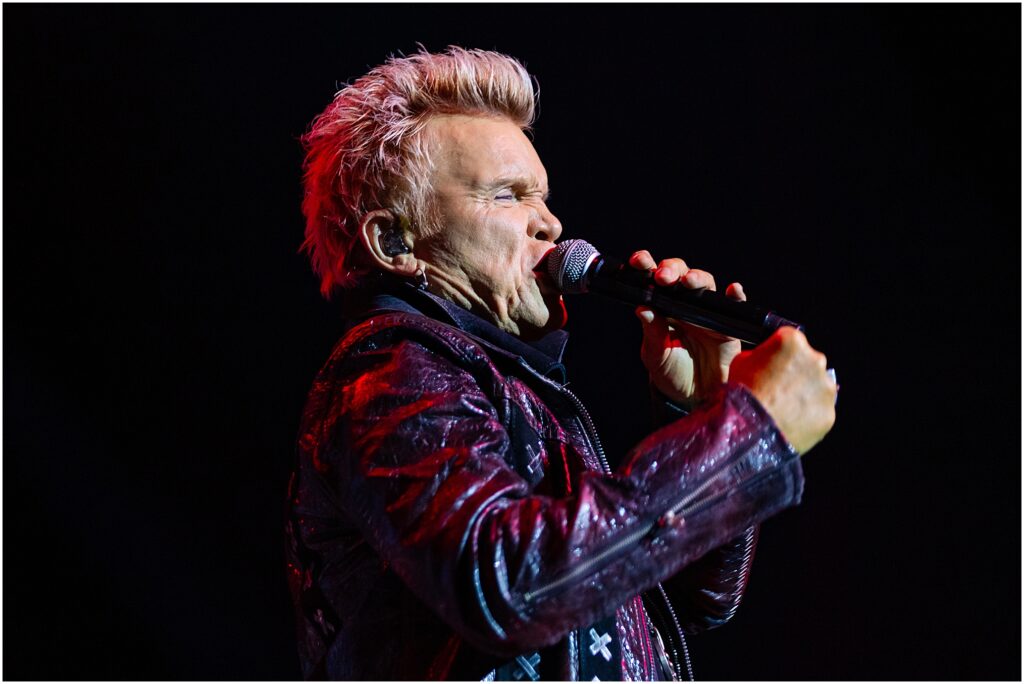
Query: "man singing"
285 47 836 680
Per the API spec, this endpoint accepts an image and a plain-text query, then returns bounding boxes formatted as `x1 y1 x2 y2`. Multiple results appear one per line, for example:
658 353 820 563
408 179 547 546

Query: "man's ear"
357 209 420 277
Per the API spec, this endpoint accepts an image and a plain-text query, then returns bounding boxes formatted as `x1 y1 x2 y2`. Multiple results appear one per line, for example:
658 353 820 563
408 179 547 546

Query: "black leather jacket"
285 284 804 680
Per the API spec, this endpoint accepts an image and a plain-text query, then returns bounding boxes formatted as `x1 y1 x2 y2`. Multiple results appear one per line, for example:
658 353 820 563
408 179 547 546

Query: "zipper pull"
656 510 683 530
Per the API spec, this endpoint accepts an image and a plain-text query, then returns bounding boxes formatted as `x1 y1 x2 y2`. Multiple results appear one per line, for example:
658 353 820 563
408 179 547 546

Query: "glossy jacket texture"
285 285 804 680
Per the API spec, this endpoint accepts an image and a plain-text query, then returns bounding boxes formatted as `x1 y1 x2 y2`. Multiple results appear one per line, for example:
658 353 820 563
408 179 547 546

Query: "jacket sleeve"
650 387 772 634
319 321 803 657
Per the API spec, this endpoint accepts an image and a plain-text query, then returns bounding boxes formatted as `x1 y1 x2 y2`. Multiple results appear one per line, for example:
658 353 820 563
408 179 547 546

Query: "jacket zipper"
546 366 695 682
515 358 633 606
522 515 657 603
513 358 775 682
523 450 783 604
514 358 657 675
514 358 612 473
656 583 694 681
559 380 614 475
642 588 685 681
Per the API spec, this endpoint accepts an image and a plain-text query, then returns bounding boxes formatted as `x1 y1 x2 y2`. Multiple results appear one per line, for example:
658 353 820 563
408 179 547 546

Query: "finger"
634 305 656 325
725 282 746 301
635 306 671 343
629 250 657 271
654 257 689 285
681 268 716 291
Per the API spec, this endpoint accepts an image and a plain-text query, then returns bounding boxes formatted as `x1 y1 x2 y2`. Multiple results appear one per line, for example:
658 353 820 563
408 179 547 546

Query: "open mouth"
532 269 559 297
532 248 556 282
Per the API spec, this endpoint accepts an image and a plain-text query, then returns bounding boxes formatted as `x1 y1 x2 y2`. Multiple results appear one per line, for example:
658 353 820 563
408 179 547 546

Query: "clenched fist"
729 327 837 455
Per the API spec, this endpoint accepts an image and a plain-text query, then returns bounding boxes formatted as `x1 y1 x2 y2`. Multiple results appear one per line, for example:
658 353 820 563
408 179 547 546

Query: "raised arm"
306 317 805 657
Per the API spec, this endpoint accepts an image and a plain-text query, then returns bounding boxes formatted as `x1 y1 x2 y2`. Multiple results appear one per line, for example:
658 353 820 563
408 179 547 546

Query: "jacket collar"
348 281 570 383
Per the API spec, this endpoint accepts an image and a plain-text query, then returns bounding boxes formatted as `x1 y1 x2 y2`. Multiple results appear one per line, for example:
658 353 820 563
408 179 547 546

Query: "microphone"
544 239 803 345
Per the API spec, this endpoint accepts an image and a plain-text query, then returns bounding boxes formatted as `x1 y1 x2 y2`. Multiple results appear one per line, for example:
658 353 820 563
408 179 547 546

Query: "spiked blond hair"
300 46 537 297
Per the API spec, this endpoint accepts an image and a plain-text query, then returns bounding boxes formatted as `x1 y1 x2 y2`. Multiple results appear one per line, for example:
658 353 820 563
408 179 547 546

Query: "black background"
4 4 1020 680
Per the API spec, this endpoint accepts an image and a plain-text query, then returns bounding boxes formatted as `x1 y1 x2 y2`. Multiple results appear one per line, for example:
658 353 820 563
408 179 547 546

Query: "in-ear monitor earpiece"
381 228 412 257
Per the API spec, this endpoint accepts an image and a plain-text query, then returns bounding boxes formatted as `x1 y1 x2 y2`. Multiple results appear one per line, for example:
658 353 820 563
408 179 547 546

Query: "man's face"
417 114 566 339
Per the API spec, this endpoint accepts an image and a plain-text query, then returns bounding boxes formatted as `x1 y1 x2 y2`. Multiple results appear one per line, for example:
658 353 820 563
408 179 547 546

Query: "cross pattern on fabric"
588 628 613 661
512 653 541 681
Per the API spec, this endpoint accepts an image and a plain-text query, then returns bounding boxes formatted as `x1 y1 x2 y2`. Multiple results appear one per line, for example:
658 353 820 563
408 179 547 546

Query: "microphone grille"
546 239 599 294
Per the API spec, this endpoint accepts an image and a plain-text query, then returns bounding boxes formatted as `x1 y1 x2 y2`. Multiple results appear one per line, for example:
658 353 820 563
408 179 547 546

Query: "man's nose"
529 204 562 243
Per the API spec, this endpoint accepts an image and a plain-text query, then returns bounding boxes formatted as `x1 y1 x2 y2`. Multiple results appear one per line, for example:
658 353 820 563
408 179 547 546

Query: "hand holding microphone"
544 239 802 344
544 240 837 454
627 248 746 409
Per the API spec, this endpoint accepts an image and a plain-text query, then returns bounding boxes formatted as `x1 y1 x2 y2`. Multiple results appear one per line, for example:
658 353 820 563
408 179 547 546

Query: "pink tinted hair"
300 46 537 297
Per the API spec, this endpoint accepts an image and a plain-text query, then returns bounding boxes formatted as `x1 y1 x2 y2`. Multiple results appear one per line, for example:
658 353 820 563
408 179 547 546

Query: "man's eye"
495 191 516 201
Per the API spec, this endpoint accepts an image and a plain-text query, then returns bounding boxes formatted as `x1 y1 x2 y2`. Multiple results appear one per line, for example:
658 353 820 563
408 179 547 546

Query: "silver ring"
827 368 839 405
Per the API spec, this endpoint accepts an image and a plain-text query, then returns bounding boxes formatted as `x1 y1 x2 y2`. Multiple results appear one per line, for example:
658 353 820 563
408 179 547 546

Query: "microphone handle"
588 255 803 345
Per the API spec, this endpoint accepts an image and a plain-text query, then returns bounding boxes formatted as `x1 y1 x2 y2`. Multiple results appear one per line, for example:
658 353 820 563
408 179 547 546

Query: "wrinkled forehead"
422 114 548 189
